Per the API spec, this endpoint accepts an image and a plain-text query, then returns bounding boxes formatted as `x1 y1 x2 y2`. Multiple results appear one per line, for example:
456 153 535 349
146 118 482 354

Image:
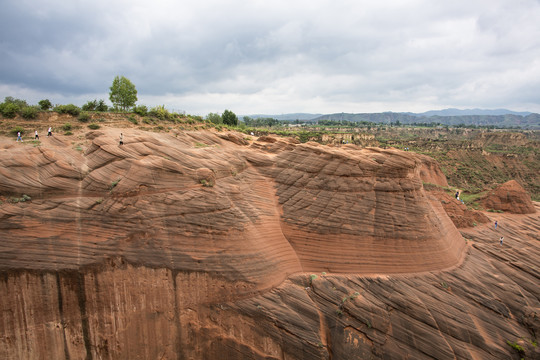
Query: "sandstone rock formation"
428 190 490 228
482 180 536 214
0 130 538 359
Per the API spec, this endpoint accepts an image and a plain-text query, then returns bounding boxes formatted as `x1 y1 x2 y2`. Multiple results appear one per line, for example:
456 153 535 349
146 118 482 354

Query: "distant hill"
414 108 532 117
242 109 539 128
243 113 321 121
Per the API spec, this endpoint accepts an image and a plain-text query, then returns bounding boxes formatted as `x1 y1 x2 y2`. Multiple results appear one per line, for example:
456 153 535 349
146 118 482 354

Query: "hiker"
119 133 123 145
499 236 504 246
455 191 459 199
494 220 498 229
16 131 23 142
35 130 39 140
47 127 52 136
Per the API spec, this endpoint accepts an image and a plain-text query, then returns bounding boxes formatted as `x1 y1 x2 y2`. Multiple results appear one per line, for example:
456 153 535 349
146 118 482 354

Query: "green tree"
206 112 222 124
109 75 138 111
222 109 238 126
38 99 52 110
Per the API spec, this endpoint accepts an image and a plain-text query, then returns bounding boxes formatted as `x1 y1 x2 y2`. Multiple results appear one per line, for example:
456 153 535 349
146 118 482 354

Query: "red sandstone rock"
482 180 536 214
0 130 538 359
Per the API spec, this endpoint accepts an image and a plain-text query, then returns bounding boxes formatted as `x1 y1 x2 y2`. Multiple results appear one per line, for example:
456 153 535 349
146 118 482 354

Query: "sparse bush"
62 123 72 131
21 106 39 119
54 104 81 116
87 123 100 130
109 179 120 190
64 131 73 136
1 103 19 118
95 99 108 112
10 126 24 136
78 112 90 122
82 100 98 111
4 96 28 108
149 105 171 120
133 105 148 116
206 112 222 124
506 340 525 355
127 115 138 125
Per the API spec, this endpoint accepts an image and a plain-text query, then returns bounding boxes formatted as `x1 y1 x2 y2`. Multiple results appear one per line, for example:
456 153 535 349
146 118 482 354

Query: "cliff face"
0 130 538 359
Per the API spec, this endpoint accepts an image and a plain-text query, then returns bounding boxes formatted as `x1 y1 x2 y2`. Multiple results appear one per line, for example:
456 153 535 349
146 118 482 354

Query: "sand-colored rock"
0 129 538 359
428 190 490 228
481 180 536 214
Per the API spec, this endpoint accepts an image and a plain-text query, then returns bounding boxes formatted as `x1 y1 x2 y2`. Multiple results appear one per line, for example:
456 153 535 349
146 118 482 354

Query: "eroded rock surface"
0 130 537 360
481 180 536 214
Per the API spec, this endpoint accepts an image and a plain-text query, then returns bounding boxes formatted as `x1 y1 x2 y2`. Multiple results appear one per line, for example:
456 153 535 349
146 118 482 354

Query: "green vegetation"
109 75 138 111
127 115 138 125
38 99 52 111
82 99 108 112
78 112 91 122
21 106 39 119
62 123 72 131
54 104 81 116
87 123 100 130
506 340 525 356
109 179 121 190
222 109 238 126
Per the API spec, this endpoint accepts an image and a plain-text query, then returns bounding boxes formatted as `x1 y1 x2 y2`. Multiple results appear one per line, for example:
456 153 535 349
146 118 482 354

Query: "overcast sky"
1 0 540 115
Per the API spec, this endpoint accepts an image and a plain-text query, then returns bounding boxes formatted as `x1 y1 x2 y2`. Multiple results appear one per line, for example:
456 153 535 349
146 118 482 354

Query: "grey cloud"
1 0 539 113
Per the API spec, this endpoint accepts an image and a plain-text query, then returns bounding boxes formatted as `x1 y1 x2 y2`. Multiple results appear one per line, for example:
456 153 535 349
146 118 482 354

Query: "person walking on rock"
16 131 23 142
35 130 39 140
119 133 123 145
499 236 504 246
494 220 498 229
47 127 52 137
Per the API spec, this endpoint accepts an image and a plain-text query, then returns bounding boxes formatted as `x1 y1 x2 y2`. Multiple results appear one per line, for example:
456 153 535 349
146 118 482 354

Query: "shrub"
87 123 100 130
127 115 138 125
95 99 108 112
10 126 25 136
133 105 148 116
4 96 28 108
149 105 171 120
38 99 52 110
54 104 81 116
206 112 222 124
1 103 19 118
62 123 72 131
78 112 90 122
82 100 98 111
64 131 73 136
21 106 39 119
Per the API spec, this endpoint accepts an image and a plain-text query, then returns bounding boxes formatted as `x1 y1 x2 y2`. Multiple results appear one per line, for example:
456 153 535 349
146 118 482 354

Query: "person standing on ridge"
35 130 39 140
499 236 504 246
119 133 123 145
47 127 52 136
16 131 23 142
495 220 498 229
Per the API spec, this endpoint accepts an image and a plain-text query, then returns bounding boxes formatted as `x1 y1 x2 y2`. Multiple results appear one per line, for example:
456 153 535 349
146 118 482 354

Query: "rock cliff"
0 130 538 359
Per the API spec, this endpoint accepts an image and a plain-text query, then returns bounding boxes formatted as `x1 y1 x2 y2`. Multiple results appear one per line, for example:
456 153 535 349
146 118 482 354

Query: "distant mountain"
243 113 321 121
414 108 532 117
240 109 539 128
